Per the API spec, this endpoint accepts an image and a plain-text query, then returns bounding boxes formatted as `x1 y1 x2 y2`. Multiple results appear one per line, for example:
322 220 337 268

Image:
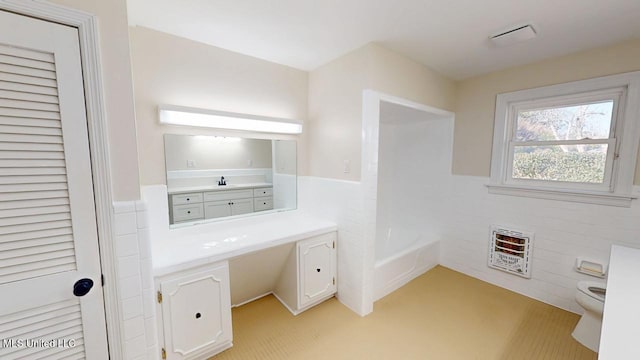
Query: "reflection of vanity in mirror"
164 134 297 225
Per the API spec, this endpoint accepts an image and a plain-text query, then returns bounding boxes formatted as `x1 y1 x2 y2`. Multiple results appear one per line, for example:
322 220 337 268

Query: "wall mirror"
164 134 297 226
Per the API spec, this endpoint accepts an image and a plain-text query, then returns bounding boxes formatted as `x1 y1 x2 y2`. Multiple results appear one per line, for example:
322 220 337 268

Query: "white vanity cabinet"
298 233 337 308
156 261 233 360
169 193 205 223
274 232 337 315
202 189 255 219
204 198 254 219
203 200 232 219
153 225 338 359
169 186 273 223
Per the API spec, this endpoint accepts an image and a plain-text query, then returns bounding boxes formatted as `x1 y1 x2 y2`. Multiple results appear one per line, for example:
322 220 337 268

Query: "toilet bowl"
572 281 606 352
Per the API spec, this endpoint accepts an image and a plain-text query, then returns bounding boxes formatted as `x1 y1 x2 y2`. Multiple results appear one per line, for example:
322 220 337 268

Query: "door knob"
73 278 94 297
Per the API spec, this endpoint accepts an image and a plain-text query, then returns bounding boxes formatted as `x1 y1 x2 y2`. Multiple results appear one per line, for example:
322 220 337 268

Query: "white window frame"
488 72 640 207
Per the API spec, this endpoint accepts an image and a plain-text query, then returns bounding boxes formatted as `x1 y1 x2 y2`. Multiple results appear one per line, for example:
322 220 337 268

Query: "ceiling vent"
490 24 537 47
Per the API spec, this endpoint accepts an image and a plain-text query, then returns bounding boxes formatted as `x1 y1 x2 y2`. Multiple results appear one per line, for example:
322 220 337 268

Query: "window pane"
512 144 607 183
516 101 613 141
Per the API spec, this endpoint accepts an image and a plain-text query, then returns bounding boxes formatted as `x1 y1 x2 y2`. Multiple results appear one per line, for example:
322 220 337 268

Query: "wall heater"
488 226 534 278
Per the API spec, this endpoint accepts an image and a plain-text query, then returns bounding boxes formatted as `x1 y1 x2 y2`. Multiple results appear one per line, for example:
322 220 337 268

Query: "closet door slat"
0 44 77 286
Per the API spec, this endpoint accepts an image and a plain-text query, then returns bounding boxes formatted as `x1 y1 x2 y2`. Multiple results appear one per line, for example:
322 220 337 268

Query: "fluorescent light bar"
158 105 303 134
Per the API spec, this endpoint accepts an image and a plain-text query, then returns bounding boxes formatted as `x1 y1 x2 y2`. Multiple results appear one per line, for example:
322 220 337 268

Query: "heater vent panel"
488 226 533 278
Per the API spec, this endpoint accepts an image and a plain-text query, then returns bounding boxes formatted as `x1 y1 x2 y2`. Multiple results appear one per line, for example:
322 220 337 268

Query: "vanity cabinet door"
160 262 232 360
298 232 337 309
230 198 254 215
204 200 232 219
171 192 204 205
254 196 273 211
173 203 204 223
253 187 273 197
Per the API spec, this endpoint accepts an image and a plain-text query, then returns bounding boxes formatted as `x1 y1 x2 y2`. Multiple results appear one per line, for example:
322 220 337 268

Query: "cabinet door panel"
253 187 273 197
231 198 254 215
173 203 204 222
171 192 204 205
204 200 232 219
298 233 337 308
254 196 273 211
161 263 232 360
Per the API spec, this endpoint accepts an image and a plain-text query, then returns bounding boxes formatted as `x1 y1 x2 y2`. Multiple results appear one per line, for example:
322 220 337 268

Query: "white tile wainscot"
112 200 158 360
599 245 640 360
440 176 640 314
298 172 640 318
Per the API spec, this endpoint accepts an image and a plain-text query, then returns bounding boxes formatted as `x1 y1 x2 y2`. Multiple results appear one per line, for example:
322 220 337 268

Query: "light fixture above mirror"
158 105 303 134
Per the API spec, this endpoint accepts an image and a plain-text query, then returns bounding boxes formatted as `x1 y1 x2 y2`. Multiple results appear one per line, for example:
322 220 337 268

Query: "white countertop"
168 182 272 194
152 210 337 277
599 244 640 359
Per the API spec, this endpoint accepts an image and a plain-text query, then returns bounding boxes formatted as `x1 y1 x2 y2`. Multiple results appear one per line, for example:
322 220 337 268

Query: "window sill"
486 184 636 207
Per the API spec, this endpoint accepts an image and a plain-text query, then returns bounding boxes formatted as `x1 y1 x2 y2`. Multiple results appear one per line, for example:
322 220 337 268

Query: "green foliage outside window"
513 151 606 183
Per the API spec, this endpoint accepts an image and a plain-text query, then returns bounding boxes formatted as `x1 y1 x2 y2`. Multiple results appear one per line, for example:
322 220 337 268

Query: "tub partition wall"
373 100 454 301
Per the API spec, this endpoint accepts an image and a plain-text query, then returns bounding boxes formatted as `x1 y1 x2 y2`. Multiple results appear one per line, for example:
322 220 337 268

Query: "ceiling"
127 0 640 80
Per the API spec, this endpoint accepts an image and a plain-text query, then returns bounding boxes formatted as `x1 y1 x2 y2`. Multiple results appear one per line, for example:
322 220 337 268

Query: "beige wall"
307 45 371 180
308 43 457 181
130 23 640 186
50 0 140 200
129 26 308 185
368 44 456 112
453 38 640 183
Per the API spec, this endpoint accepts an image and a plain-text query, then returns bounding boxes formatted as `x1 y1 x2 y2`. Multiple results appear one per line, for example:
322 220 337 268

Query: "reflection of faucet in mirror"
218 176 227 186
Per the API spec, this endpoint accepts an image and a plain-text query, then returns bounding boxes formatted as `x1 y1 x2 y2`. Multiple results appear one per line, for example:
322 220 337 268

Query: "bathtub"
373 237 439 301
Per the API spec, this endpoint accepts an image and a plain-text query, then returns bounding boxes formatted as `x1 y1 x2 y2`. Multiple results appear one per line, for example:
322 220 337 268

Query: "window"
489 72 640 206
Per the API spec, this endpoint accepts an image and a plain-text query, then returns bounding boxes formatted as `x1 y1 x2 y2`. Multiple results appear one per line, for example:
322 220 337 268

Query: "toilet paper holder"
575 258 606 278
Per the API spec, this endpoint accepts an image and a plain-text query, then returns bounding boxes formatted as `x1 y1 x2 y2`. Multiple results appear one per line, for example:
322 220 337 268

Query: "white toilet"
572 281 606 352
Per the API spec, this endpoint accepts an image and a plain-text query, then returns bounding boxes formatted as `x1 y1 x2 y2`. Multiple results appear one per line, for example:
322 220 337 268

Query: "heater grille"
488 226 533 278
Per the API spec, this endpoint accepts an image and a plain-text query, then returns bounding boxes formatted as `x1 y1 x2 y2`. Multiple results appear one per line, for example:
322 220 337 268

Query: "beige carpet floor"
212 266 597 360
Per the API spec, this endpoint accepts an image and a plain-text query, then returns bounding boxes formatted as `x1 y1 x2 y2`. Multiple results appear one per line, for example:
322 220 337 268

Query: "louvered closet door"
0 10 108 359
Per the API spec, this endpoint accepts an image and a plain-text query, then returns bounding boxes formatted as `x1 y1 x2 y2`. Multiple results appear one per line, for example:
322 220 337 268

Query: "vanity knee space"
154 231 337 359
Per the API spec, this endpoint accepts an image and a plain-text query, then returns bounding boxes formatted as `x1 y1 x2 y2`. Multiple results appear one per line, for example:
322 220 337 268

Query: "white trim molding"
486 184 636 207
489 71 640 207
0 0 123 358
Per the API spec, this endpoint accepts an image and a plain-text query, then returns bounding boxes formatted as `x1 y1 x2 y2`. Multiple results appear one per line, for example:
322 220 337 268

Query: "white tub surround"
366 91 455 309
599 245 640 359
374 241 439 301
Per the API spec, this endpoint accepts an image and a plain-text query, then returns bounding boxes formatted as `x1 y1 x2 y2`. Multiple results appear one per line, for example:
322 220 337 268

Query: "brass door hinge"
157 291 163 304
333 277 335 285
161 347 166 359
332 241 335 249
